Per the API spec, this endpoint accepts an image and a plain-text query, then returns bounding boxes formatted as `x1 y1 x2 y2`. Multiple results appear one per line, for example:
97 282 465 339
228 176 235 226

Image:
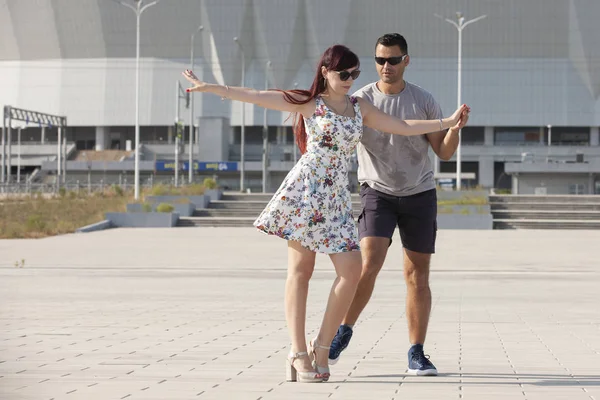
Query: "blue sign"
155 161 238 172
196 162 238 172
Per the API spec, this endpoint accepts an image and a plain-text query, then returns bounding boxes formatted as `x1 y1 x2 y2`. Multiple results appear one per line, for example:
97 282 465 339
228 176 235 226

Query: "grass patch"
0 187 132 239
0 182 215 239
148 178 217 197
437 196 488 206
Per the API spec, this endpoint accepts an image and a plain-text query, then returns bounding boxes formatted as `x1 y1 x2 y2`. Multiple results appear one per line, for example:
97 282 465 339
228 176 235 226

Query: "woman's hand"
182 69 208 93
445 104 470 128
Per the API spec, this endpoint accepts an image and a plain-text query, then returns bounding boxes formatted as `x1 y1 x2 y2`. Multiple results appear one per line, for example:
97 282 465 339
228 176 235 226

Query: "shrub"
156 203 174 213
203 177 218 189
142 203 153 212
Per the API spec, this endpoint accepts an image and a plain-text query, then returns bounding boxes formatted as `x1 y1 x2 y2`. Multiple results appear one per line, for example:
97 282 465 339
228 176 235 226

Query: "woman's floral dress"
254 96 363 254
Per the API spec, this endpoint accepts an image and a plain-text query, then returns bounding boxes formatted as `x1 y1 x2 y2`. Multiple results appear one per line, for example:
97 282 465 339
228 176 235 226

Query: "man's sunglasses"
374 55 407 66
333 70 361 81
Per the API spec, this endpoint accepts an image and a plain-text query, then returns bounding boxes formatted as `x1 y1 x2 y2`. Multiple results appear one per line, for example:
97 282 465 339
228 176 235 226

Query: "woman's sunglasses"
333 70 361 81
374 55 408 66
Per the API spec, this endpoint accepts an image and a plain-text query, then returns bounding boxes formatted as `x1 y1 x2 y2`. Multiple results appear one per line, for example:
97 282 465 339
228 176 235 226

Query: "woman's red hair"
280 45 360 154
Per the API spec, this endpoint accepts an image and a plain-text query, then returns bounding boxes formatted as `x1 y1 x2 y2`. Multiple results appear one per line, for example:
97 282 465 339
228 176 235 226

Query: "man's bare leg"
404 247 437 376
403 248 431 345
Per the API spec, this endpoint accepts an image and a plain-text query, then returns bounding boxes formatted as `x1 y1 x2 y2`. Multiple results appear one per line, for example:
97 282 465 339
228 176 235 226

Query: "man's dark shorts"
357 183 437 254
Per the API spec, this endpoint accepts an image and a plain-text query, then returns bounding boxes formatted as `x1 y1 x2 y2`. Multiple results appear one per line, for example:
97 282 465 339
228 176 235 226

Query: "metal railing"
0 175 212 196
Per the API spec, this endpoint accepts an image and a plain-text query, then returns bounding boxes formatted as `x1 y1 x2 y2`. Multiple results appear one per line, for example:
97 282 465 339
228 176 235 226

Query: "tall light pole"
16 127 21 184
189 25 203 184
262 61 272 193
293 82 299 164
112 0 161 200
233 37 246 192
547 124 552 161
436 11 486 190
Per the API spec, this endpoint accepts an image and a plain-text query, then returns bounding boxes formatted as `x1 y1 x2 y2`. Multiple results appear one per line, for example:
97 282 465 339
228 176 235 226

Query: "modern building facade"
1 0 599 193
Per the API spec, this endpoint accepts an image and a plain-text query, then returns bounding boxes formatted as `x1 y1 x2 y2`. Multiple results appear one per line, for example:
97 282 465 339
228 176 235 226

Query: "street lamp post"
112 0 161 200
233 37 246 192
436 11 486 190
262 61 272 193
293 82 298 164
16 127 21 184
189 25 203 184
547 124 552 161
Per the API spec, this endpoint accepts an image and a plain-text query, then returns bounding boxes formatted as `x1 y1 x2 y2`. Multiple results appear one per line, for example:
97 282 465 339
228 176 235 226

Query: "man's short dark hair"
375 33 408 54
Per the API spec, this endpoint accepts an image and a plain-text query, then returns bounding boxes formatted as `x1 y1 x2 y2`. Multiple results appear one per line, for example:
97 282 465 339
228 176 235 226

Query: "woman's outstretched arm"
358 98 470 137
182 70 315 116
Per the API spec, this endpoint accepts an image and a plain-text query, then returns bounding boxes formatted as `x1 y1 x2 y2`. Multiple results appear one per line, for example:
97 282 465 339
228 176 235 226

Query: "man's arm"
426 98 469 161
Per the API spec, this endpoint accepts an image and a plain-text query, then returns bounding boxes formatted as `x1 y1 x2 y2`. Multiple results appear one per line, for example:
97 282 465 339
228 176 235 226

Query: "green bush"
203 177 218 189
142 203 153 212
156 203 174 213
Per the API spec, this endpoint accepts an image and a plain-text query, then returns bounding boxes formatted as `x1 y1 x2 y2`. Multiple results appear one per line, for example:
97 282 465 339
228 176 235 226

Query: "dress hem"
254 224 360 254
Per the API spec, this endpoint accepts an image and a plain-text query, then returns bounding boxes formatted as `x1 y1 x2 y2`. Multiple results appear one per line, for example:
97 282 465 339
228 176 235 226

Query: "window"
545 126 589 146
494 127 540 145
460 126 484 145
568 184 585 195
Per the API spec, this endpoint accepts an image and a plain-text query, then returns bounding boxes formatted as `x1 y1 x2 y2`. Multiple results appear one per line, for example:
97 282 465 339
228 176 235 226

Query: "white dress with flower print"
254 96 363 254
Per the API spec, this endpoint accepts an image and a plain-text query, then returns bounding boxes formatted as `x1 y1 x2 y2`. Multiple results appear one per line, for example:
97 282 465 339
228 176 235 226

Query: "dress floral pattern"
254 96 363 253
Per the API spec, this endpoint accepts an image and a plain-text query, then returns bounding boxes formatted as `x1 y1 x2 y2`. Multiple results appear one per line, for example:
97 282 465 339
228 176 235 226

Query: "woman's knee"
287 241 316 282
332 252 362 285
288 259 315 282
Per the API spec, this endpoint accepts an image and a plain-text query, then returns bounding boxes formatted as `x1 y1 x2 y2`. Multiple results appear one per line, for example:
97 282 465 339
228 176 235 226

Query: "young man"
329 33 469 375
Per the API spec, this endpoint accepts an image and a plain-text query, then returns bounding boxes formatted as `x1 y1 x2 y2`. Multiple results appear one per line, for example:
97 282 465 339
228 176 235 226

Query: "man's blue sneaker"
328 325 353 365
407 344 438 376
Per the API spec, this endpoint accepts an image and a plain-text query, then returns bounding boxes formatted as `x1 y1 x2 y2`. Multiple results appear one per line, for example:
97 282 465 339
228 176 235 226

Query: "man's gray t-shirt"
355 81 442 197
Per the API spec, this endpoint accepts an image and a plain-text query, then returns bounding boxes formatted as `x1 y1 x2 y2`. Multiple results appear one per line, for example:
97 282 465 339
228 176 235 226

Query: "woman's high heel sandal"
309 338 331 382
286 351 323 383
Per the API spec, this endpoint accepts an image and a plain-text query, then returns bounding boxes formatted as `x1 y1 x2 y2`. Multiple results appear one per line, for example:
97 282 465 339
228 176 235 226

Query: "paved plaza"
1 228 599 400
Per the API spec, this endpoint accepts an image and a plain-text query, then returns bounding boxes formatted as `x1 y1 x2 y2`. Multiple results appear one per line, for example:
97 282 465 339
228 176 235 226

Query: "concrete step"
194 208 363 218
491 210 600 220
221 192 361 202
208 200 270 210
221 193 276 202
489 195 600 204
490 202 600 211
493 219 600 230
177 217 256 227
208 200 363 210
